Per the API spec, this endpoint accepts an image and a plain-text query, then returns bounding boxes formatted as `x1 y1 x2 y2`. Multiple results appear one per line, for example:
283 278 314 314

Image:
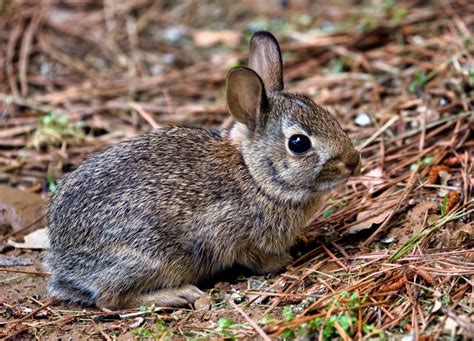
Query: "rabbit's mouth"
316 177 349 192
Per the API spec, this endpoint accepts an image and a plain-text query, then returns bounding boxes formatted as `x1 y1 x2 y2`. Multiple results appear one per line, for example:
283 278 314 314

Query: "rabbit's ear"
226 67 268 129
249 31 284 93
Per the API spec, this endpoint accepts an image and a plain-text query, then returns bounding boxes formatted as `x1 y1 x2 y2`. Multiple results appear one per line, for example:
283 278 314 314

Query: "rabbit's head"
226 32 360 203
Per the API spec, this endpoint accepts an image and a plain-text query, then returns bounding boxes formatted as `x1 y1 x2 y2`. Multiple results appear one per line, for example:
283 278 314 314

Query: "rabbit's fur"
46 31 360 308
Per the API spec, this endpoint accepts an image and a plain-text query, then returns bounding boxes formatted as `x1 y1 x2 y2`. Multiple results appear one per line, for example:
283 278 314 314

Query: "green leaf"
410 162 419 171
408 70 437 93
58 115 69 126
218 317 233 329
338 315 351 331
281 328 295 340
323 208 334 218
259 314 274 325
46 174 57 193
422 156 434 164
393 7 408 22
155 319 167 333
283 306 294 322
440 194 448 216
349 291 359 307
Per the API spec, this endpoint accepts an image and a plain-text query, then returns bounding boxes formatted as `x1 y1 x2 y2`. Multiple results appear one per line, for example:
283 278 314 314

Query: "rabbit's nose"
346 152 361 176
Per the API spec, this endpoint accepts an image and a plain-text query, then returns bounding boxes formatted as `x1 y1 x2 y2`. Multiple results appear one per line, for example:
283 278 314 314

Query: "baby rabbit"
46 31 360 308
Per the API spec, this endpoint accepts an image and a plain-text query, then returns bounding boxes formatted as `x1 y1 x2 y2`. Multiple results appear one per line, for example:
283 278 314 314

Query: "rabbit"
45 31 361 308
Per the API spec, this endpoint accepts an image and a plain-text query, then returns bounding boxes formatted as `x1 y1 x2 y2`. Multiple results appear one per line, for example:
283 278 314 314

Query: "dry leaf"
0 185 46 232
431 300 442 313
194 294 215 310
347 198 398 234
438 170 451 197
192 30 240 47
128 317 144 329
8 227 50 249
361 167 384 190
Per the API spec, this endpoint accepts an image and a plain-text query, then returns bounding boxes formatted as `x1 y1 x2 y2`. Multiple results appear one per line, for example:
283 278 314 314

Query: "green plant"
133 325 160 339
259 313 275 326
46 174 57 193
408 70 437 93
30 112 83 149
280 291 382 340
393 7 408 22
131 314 171 340
283 306 294 322
440 194 449 216
410 155 434 171
390 206 472 261
323 208 335 218
215 317 236 339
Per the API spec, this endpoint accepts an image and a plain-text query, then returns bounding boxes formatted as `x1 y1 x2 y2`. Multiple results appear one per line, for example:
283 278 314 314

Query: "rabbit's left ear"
249 31 284 93
226 67 268 130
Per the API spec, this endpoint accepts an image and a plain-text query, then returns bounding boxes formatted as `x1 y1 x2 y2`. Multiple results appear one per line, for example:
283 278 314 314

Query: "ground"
0 1 473 340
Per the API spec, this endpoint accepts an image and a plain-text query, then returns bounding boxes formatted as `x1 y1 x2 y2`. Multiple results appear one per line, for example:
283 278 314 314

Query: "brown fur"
45 31 360 308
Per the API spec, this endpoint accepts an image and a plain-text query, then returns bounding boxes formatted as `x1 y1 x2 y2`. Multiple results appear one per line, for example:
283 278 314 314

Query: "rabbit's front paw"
138 285 205 308
259 253 293 275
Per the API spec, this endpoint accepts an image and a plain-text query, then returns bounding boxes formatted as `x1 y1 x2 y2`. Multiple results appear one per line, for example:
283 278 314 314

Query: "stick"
228 300 272 341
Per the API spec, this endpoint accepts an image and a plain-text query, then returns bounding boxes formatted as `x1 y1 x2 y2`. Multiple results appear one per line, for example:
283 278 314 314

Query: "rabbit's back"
49 128 240 248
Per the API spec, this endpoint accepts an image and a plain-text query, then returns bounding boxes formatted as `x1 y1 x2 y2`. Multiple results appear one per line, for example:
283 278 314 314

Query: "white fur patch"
229 123 249 145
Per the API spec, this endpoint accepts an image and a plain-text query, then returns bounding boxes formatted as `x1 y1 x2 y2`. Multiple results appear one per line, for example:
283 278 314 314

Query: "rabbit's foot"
259 253 293 274
138 285 205 307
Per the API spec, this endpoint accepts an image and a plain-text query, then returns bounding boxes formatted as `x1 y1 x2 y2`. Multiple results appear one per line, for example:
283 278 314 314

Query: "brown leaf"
8 227 49 249
0 185 46 232
192 30 241 47
347 198 398 234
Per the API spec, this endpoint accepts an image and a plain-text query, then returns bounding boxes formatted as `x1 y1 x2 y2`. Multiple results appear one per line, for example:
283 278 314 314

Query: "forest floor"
0 1 473 340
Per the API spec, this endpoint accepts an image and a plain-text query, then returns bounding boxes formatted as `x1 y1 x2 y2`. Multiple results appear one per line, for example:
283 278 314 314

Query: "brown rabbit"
45 31 360 308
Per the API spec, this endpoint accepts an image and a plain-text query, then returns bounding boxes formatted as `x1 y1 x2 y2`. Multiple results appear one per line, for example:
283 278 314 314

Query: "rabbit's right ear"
226 67 268 130
249 31 284 93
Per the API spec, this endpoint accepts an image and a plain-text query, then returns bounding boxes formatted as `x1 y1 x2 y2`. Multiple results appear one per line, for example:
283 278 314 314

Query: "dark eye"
288 134 312 154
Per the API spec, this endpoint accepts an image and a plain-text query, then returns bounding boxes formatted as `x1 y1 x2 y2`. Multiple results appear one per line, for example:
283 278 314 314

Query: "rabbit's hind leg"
135 285 204 308
48 275 99 307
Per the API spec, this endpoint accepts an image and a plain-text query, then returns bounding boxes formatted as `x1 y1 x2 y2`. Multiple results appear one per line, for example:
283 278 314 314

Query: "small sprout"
323 208 334 218
46 174 57 193
30 112 83 149
422 156 434 165
281 328 295 340
382 0 396 10
217 317 234 329
259 313 274 326
348 291 359 307
357 18 375 33
283 306 294 322
440 194 449 216
468 69 474 85
155 319 167 333
338 315 351 331
393 7 408 22
215 317 235 339
132 326 159 339
408 70 436 93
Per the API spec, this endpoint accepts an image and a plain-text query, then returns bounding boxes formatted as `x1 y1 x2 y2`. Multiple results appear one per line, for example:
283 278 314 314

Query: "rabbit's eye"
288 134 312 154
